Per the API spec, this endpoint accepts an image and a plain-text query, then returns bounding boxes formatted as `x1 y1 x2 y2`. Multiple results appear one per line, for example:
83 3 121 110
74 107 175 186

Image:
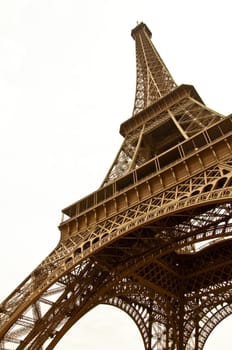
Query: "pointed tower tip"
131 22 152 40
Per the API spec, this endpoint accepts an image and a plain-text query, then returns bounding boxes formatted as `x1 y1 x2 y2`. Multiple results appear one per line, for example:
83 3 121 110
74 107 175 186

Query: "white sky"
0 0 231 349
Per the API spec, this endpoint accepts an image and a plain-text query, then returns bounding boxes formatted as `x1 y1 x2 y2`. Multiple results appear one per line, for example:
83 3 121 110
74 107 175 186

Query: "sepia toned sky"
0 0 232 348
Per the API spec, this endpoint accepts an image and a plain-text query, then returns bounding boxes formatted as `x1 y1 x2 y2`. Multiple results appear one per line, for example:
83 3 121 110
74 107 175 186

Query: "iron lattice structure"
1 22 232 350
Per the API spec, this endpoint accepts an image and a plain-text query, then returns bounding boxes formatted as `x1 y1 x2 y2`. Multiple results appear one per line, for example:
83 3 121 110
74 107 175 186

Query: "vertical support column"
147 301 153 350
146 299 176 350
176 298 184 350
194 301 199 350
195 320 199 350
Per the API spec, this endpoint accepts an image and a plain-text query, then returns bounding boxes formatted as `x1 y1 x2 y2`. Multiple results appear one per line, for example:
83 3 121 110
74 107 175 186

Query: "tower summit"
1 23 232 350
131 22 177 115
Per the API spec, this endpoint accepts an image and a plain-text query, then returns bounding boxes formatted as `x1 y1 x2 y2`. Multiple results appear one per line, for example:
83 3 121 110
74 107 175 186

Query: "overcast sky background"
0 1 231 349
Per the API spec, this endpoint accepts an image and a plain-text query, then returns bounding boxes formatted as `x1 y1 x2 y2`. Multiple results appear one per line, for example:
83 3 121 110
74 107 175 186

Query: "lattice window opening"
151 321 174 350
2 303 54 350
3 323 32 348
179 223 232 253
192 203 231 226
0 277 35 326
20 303 49 328
107 149 133 182
136 89 145 100
185 285 232 309
169 202 232 254
124 142 136 160
1 339 20 350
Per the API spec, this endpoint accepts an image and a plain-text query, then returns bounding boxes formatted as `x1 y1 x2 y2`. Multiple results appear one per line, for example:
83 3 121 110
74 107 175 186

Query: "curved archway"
54 304 144 350
204 315 232 349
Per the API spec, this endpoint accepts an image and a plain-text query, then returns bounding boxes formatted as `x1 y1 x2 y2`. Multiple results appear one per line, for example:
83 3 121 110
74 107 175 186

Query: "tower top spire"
131 22 152 39
131 22 177 115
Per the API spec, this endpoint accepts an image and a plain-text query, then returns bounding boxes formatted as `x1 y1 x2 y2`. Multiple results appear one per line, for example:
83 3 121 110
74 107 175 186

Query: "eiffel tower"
1 21 232 350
